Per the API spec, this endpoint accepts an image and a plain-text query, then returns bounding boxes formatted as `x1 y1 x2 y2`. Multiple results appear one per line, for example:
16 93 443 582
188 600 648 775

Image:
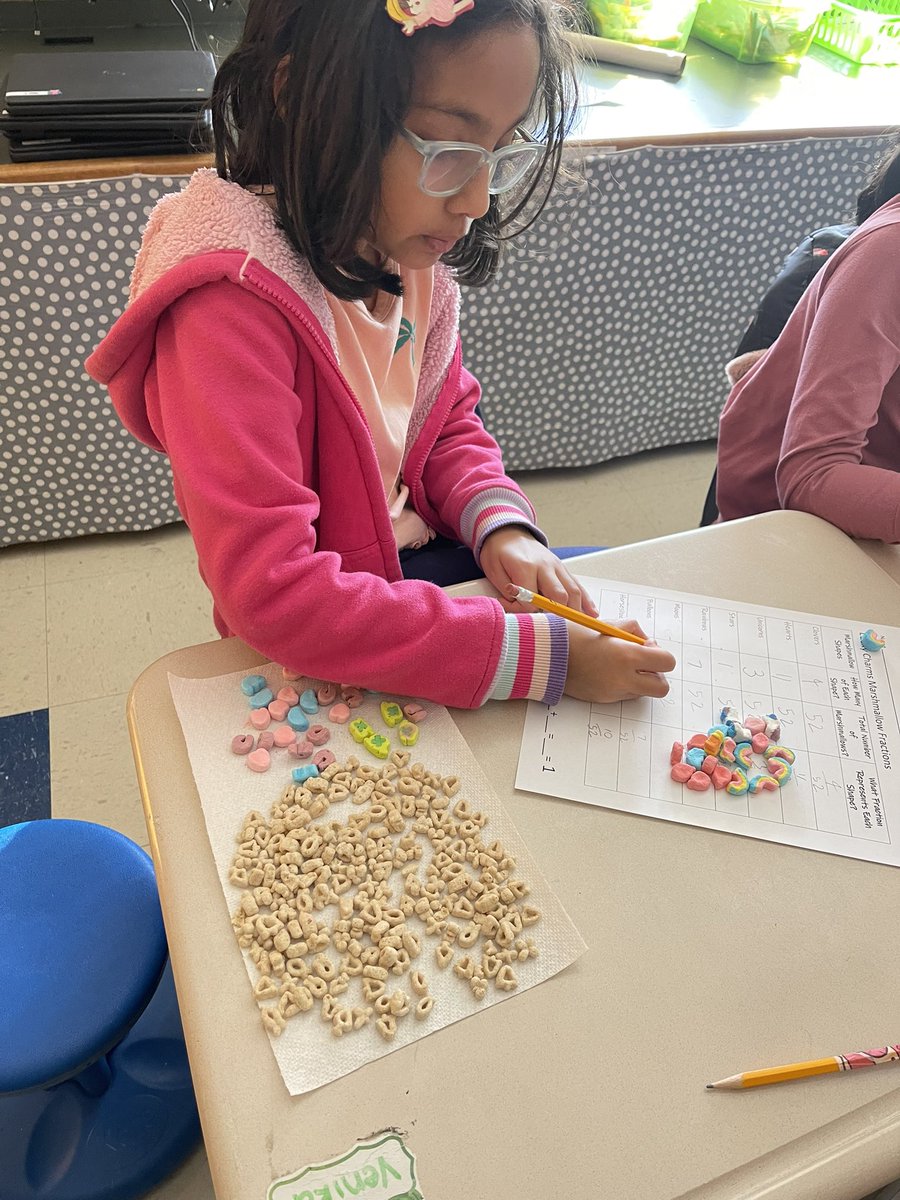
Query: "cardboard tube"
565 30 687 77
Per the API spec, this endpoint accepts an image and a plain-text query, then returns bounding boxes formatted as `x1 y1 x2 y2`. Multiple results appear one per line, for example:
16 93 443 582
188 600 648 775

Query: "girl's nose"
448 164 491 221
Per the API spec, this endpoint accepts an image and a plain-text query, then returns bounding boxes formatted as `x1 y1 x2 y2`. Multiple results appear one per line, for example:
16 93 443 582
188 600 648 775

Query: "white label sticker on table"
267 1133 420 1200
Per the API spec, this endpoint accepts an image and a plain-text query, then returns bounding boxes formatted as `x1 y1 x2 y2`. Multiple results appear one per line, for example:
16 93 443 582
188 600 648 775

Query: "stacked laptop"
0 50 216 162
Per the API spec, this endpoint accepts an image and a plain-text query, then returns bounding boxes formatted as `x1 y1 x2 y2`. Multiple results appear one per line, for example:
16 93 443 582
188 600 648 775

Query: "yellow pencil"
512 586 647 645
707 1044 900 1090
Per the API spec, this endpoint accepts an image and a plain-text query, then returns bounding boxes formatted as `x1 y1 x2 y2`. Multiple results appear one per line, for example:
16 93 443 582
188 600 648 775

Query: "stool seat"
0 820 201 1200
0 820 168 1093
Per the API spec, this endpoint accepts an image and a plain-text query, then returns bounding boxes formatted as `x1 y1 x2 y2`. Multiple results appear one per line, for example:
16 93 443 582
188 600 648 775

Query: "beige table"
129 510 900 1200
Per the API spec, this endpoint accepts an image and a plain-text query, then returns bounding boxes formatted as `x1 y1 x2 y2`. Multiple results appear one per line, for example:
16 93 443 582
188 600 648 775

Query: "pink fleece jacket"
716 195 900 542
86 170 568 708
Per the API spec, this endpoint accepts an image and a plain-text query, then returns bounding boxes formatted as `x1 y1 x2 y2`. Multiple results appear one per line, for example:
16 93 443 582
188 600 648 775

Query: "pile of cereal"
229 751 540 1041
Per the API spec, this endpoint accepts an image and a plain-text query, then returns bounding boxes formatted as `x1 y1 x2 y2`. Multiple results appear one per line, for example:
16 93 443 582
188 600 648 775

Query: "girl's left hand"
479 528 599 616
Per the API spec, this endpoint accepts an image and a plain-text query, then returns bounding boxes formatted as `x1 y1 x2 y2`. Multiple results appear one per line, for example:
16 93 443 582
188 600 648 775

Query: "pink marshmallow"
670 763 694 783
273 726 296 748
231 734 254 756
670 741 685 765
701 754 718 776
277 686 300 706
249 709 271 730
256 731 275 751
247 748 270 773
751 732 770 754
686 771 711 792
267 699 290 722
328 703 351 725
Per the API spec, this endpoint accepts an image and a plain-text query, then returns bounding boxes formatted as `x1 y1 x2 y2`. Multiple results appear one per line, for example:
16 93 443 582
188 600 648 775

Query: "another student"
715 141 900 542
87 0 675 708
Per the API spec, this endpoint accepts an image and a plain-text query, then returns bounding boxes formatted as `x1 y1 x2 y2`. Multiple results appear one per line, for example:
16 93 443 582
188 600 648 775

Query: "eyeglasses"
401 127 544 198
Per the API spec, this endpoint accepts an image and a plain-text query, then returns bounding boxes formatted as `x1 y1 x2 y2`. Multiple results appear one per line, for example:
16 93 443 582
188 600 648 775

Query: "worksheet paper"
516 579 900 866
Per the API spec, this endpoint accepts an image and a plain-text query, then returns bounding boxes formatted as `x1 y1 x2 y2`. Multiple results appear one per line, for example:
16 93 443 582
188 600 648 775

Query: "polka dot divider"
0 134 894 547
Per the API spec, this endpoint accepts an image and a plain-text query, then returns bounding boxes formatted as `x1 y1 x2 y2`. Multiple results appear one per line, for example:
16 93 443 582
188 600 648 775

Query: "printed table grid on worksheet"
518 581 900 862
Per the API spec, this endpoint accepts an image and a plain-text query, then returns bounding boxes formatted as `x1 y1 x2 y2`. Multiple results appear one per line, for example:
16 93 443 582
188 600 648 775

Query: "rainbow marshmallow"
860 629 886 653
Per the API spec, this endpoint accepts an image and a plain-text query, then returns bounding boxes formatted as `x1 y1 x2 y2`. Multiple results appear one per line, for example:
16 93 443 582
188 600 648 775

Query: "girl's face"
368 23 540 271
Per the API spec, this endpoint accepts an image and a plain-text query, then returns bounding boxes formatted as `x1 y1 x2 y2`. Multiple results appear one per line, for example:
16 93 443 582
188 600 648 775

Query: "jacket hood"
85 169 341 449
85 168 460 455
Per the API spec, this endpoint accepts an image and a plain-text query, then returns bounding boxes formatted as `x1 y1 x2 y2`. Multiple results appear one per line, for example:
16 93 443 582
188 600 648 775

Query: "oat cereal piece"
260 1006 286 1037
375 1014 397 1042
414 996 435 1020
495 964 518 992
435 942 454 969
332 1008 354 1038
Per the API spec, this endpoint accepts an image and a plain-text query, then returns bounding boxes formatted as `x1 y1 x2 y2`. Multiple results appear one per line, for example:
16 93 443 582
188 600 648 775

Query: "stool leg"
70 1055 112 1098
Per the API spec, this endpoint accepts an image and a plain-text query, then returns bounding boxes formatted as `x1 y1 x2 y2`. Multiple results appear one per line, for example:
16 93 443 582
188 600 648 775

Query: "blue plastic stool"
0 820 202 1200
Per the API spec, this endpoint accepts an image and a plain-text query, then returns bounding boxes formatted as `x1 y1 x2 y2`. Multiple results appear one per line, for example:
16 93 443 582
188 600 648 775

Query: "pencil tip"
705 1084 713 1089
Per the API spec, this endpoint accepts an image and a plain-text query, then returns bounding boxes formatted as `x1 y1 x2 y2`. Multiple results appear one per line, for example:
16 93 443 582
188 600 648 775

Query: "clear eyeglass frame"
401 127 545 198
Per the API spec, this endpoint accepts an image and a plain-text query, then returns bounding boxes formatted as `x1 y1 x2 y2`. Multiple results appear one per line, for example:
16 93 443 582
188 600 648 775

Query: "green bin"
692 0 828 60
586 0 701 50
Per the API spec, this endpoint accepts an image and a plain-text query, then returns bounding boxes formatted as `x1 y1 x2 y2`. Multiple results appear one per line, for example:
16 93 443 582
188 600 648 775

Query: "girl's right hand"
564 621 677 704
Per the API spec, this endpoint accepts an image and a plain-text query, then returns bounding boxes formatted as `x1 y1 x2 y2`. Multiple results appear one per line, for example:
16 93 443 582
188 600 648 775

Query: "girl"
87 0 675 709
715 140 900 543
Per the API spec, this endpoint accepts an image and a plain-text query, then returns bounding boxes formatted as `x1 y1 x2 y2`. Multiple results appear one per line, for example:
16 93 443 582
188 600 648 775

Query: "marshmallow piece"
328 703 352 725
398 721 419 747
763 744 795 764
313 749 336 771
751 732 770 754
317 682 339 705
744 716 766 735
731 722 752 743
763 714 782 740
273 726 296 748
249 709 271 731
240 674 267 696
670 763 693 783
704 730 724 756
292 764 320 784
341 686 365 709
670 741 685 765
860 629 886 652
711 764 733 790
720 737 737 763
247 748 271 773
299 689 319 714
381 701 405 728
686 771 711 792
256 731 275 751
287 706 310 732
749 773 779 793
267 699 290 722
734 742 753 770
349 718 374 744
701 754 718 776
307 724 331 746
685 747 705 770
248 688 274 710
686 734 707 751
281 668 304 681
767 756 793 785
231 734 254 755
277 686 300 706
726 768 749 796
403 702 428 723
364 733 391 760
289 740 314 759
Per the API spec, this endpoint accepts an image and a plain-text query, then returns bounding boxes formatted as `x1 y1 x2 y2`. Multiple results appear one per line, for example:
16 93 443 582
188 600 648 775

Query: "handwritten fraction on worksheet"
516 580 900 865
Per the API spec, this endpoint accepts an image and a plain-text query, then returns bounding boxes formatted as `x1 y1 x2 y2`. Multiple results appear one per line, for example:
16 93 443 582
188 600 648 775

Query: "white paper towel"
169 664 586 1096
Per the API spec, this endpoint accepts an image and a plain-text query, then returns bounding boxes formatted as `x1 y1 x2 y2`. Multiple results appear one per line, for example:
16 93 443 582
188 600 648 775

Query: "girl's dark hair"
856 136 900 224
211 0 578 301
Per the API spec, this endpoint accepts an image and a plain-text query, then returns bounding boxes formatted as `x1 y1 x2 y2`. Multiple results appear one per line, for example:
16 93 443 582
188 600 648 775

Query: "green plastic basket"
814 0 900 64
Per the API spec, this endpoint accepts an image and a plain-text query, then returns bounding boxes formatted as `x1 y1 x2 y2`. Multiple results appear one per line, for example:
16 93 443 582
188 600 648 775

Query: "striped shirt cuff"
486 613 568 705
459 488 547 564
